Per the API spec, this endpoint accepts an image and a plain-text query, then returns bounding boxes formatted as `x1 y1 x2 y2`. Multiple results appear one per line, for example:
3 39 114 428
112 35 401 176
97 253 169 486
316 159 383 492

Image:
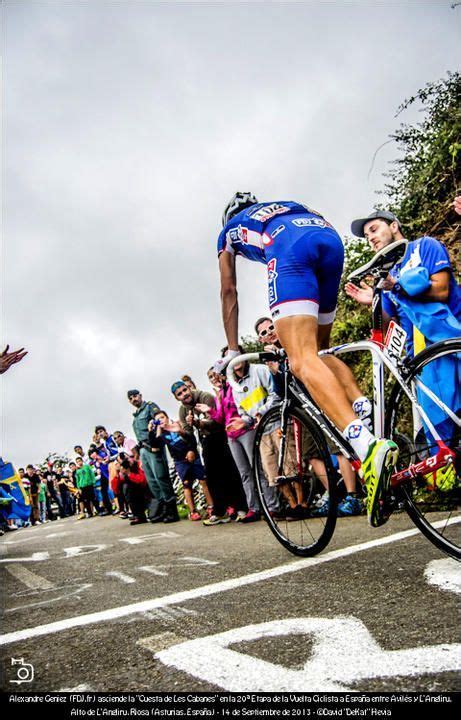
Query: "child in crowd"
38 473 47 523
75 457 97 519
149 411 213 521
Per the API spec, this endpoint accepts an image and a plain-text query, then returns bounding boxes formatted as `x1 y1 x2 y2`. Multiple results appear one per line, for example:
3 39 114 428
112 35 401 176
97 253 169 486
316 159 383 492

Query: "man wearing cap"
127 390 179 523
346 211 461 477
346 210 461 357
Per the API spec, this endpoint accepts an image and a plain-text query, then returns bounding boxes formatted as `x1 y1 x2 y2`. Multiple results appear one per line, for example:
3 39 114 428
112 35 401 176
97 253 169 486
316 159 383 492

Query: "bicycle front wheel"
386 338 461 560
254 404 338 556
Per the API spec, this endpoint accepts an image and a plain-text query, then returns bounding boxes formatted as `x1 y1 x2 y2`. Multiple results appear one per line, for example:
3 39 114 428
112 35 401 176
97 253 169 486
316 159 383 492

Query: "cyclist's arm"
219 251 239 351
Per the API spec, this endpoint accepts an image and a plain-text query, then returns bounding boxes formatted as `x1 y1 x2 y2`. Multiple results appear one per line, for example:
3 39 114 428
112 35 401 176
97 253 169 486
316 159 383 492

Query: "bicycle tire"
385 338 461 561
254 404 338 556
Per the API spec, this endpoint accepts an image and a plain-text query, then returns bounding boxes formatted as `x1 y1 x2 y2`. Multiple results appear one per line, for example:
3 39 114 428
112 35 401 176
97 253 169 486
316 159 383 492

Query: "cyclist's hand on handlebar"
454 195 461 215
213 349 240 374
344 280 373 306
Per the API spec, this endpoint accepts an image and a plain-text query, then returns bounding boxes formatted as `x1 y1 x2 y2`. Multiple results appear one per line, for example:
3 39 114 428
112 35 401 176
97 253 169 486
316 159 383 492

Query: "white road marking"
137 632 185 653
5 584 93 613
0 552 50 563
138 556 219 576
139 566 169 577
106 571 136 584
118 531 180 545
155 617 461 691
3 535 47 546
64 545 108 558
1 521 456 647
424 558 461 595
5 564 55 590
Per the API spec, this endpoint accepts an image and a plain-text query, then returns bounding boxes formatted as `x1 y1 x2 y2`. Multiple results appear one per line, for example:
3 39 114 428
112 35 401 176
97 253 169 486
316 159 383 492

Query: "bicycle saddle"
347 239 408 282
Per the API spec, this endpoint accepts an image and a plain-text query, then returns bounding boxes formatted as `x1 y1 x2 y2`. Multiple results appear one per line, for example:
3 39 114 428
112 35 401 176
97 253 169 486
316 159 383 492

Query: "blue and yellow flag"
0 457 31 521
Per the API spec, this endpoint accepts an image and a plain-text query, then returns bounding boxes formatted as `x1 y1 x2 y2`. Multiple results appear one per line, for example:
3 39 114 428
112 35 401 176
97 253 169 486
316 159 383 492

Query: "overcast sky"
2 0 460 466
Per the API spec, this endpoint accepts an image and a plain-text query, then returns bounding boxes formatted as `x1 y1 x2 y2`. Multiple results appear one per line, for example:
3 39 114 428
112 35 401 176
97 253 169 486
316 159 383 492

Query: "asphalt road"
1 508 460 693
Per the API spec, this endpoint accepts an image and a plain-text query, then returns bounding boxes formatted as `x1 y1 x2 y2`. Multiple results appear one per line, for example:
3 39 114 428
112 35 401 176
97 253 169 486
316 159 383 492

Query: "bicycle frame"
226 341 459 493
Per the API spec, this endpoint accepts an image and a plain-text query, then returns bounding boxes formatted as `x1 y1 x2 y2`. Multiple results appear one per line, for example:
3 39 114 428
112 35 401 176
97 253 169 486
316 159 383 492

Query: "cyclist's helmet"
222 191 258 227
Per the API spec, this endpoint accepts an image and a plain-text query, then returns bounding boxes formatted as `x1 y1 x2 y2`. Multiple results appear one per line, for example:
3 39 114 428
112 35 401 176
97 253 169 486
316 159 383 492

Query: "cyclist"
215 192 399 527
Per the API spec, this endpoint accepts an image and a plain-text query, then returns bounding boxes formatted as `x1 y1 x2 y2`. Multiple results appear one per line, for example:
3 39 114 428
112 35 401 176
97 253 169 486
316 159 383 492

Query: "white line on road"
106 571 136 584
1 518 459 647
139 566 169 577
5 564 56 590
0 552 50 563
5 584 93 614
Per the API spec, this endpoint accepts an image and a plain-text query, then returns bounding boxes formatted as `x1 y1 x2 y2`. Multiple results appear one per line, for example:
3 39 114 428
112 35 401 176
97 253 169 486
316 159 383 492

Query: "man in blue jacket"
346 210 461 483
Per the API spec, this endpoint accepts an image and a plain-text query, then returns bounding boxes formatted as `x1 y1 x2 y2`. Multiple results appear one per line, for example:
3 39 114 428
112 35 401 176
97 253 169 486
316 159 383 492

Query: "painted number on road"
155 616 461 691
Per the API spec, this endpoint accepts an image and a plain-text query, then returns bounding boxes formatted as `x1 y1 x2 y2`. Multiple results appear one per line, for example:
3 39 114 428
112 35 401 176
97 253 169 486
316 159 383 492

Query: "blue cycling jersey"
217 200 344 324
217 201 330 262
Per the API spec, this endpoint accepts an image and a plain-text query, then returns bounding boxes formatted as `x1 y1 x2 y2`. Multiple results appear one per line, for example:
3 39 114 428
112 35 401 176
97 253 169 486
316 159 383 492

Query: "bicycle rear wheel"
254 404 338 556
386 338 461 561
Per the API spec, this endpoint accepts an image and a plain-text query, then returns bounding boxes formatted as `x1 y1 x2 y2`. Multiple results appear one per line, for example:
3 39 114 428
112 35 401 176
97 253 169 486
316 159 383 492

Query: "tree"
380 71 460 273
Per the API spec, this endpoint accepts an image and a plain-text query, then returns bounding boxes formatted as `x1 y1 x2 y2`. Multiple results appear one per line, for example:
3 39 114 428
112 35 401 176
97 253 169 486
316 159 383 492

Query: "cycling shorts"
264 215 344 324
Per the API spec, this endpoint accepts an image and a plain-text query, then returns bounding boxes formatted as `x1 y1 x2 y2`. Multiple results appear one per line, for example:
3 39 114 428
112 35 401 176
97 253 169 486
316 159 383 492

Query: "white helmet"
222 191 258 227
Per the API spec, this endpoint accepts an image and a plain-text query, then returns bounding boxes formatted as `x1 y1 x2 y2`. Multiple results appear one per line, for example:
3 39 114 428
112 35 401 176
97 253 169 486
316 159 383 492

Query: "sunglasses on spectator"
258 324 274 337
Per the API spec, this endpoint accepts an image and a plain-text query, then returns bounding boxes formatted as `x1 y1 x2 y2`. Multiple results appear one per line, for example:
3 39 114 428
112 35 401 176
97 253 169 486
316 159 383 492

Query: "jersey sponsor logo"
229 225 248 245
250 203 290 222
292 218 327 228
267 258 278 306
270 224 286 239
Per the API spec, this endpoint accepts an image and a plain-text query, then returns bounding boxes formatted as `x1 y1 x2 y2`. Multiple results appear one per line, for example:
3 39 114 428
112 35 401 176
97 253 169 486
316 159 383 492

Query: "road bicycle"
226 240 461 560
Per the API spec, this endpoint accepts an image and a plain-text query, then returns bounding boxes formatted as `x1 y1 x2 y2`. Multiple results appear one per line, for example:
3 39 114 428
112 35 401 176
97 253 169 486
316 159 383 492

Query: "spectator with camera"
118 452 148 525
149 410 214 521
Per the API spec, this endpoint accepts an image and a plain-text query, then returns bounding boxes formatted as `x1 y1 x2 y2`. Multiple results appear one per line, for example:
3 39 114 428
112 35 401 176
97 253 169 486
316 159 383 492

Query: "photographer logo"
10 657 34 684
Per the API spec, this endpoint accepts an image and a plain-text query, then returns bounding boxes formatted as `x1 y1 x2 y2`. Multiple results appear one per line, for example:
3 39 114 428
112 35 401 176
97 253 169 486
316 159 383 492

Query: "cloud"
3 0 459 464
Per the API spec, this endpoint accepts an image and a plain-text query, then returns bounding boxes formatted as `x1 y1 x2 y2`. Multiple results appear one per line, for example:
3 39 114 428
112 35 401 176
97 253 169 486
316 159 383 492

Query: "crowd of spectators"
1 312 368 538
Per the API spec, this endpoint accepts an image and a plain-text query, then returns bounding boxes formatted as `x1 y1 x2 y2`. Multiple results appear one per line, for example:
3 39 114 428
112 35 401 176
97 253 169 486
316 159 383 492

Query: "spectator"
181 375 197 391
118 455 148 525
25 465 41 525
95 425 121 502
46 464 65 519
113 431 137 457
0 344 27 374
221 357 280 522
150 410 214 521
74 445 89 463
88 446 113 515
347 209 461 446
58 468 77 516
110 457 129 517
127 389 179 524
38 473 48 523
254 317 361 517
75 457 97 519
172 380 242 526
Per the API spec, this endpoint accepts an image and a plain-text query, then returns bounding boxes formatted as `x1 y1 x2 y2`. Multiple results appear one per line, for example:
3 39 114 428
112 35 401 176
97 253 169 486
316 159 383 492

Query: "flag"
0 457 31 521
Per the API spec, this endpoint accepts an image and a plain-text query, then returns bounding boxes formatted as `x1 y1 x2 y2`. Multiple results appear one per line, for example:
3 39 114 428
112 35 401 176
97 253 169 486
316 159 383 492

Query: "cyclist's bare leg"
317 323 365 404
321 356 364 404
275 315 356 431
